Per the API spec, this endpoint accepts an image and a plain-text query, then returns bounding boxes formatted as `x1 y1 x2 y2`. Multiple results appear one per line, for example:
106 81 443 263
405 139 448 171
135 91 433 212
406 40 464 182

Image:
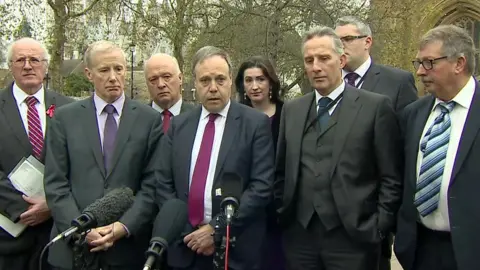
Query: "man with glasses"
335 16 418 113
395 25 479 270
0 37 72 270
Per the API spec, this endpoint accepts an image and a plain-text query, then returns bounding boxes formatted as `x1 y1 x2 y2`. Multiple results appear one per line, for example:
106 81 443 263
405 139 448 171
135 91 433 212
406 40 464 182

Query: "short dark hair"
235 56 282 105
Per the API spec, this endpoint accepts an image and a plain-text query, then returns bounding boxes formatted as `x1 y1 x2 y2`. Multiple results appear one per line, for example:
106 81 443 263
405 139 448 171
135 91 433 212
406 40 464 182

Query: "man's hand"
19 195 51 226
183 224 214 255
89 222 128 252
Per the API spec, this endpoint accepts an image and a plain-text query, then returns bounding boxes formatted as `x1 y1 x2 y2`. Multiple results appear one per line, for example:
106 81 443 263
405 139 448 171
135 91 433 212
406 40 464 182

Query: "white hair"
7 37 50 64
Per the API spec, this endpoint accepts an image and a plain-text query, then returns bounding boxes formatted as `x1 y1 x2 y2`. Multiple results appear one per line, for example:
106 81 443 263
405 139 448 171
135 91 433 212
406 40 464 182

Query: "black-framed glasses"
339 35 367 43
10 57 47 68
412 56 448 70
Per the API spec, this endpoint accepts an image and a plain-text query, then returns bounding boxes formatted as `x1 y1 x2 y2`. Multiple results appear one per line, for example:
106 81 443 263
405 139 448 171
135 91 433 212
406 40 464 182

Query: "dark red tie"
188 113 218 226
25 96 43 159
162 109 172 133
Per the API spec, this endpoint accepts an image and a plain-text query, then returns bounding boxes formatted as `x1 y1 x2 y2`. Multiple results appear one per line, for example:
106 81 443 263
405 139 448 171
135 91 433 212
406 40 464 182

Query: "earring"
269 90 272 99
244 92 247 99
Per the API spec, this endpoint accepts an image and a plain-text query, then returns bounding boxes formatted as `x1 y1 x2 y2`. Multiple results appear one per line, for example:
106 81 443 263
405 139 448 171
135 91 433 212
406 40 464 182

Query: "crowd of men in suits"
0 15 478 270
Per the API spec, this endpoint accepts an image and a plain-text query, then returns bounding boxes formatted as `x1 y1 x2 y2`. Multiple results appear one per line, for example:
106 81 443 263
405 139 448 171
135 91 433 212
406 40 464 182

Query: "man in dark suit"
44 40 163 270
335 16 418 113
334 16 418 270
0 37 72 270
145 53 194 132
274 26 402 270
153 46 274 270
394 25 479 270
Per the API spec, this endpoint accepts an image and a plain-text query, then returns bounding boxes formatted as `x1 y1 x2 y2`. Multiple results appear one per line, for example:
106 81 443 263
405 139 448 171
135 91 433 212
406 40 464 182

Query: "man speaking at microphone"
152 46 275 270
44 41 163 270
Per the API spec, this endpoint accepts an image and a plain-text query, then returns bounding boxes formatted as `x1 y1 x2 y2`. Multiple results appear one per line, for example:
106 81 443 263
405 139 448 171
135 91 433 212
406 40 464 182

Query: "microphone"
219 172 243 224
143 198 188 270
50 187 134 244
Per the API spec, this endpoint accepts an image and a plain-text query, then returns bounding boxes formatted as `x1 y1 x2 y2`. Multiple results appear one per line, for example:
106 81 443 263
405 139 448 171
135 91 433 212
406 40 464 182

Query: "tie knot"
162 109 172 117
25 96 38 107
104 104 116 114
345 72 360 86
438 101 455 114
208 113 219 123
318 97 332 108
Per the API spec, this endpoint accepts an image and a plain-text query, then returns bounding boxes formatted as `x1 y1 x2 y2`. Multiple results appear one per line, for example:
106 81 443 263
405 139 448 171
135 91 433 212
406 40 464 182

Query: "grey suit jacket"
0 84 72 254
361 63 418 112
155 101 274 268
44 96 163 268
275 85 403 244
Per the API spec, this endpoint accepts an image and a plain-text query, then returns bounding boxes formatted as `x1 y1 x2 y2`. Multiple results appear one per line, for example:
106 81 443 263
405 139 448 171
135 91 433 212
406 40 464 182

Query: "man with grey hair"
152 45 274 269
395 25 479 270
274 26 402 270
335 16 418 113
144 53 194 133
335 15 418 270
0 37 72 270
44 40 163 270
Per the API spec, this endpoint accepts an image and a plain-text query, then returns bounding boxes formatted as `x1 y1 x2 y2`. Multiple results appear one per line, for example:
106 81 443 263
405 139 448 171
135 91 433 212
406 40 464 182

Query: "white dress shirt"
189 101 231 224
152 99 183 120
417 76 476 231
12 83 47 137
315 81 345 115
342 56 372 88
93 92 125 150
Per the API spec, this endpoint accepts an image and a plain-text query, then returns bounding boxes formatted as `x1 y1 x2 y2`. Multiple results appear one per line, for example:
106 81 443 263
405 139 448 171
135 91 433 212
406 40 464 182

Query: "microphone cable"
39 241 54 270
224 224 231 270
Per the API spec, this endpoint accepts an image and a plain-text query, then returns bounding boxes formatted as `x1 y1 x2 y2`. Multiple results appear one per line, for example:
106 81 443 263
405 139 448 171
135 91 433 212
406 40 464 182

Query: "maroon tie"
25 96 44 159
345 72 360 87
188 113 219 226
162 109 172 133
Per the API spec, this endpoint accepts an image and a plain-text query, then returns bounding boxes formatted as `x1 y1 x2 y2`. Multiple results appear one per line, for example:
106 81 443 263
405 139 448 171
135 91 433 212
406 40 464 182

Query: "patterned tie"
162 109 173 133
25 96 43 159
345 72 360 87
188 113 218 226
103 104 118 172
318 97 332 131
415 101 455 217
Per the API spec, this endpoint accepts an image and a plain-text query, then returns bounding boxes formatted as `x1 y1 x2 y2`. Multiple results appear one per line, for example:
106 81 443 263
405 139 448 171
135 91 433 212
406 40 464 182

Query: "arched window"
454 17 480 76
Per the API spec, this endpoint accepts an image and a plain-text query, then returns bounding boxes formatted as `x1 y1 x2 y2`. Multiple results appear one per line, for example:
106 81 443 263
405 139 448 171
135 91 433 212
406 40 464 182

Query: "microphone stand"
212 215 236 270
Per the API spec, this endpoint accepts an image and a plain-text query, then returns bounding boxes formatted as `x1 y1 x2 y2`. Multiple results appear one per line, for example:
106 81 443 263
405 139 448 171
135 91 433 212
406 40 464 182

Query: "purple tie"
188 113 219 226
345 72 360 86
103 104 117 172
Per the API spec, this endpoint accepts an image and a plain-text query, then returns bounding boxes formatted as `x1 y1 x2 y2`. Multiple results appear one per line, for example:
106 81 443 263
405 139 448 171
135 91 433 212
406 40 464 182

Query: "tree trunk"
50 10 67 92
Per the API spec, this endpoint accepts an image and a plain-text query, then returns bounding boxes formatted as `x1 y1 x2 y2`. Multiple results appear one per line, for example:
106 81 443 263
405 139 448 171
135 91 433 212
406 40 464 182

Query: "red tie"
188 113 218 226
162 109 172 133
25 96 44 159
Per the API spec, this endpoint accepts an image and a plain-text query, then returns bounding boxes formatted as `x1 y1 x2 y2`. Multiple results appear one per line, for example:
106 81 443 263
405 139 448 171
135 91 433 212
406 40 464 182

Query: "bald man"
144 53 194 132
0 38 72 270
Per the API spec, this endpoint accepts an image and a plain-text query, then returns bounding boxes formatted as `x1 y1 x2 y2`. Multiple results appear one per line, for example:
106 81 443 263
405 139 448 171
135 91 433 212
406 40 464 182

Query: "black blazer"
275 85 403 243
44 96 163 268
155 101 275 269
394 80 480 270
0 83 72 254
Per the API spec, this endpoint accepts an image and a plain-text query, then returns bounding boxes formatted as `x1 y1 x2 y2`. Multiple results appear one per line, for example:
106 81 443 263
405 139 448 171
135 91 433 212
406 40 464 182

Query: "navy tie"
103 104 118 172
317 97 332 131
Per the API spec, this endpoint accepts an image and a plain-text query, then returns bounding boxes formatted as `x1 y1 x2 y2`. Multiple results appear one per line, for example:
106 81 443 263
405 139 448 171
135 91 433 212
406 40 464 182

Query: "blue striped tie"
414 101 455 217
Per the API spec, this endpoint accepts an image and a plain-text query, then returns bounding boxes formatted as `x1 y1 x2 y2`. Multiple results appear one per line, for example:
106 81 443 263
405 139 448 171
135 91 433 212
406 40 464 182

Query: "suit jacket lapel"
180 106 202 195
81 97 106 177
330 87 361 178
451 83 480 183
1 84 31 152
107 98 138 178
40 91 57 160
361 63 381 91
213 102 241 183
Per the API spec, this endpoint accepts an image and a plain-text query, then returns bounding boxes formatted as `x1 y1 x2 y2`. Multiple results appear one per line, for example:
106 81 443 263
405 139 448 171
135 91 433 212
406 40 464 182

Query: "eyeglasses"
339 35 367 43
412 56 448 70
11 57 47 68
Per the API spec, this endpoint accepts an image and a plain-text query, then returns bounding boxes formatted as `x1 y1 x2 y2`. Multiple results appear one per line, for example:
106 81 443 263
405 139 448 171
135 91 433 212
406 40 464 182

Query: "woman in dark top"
235 56 285 270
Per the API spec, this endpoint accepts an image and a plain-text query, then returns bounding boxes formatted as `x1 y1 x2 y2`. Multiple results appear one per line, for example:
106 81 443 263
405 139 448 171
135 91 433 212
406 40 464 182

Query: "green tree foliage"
63 73 93 97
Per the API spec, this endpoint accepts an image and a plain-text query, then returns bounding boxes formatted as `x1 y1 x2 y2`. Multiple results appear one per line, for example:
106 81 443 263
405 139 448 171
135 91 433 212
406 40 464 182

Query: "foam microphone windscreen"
220 172 243 202
83 187 135 226
152 198 188 245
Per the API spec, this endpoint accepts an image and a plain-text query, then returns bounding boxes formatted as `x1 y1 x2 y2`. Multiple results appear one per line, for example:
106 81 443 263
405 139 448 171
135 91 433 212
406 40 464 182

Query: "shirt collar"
12 82 45 107
93 91 125 116
201 100 231 120
315 81 345 103
433 76 476 111
342 56 372 79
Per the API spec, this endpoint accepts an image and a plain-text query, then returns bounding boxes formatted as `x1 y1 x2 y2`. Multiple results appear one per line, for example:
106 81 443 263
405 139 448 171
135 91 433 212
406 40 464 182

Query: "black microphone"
50 187 134 244
143 198 188 270
219 172 243 224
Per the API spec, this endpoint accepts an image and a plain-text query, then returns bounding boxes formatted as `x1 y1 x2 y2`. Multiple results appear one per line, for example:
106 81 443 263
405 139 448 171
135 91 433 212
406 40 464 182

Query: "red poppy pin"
46 104 56 118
